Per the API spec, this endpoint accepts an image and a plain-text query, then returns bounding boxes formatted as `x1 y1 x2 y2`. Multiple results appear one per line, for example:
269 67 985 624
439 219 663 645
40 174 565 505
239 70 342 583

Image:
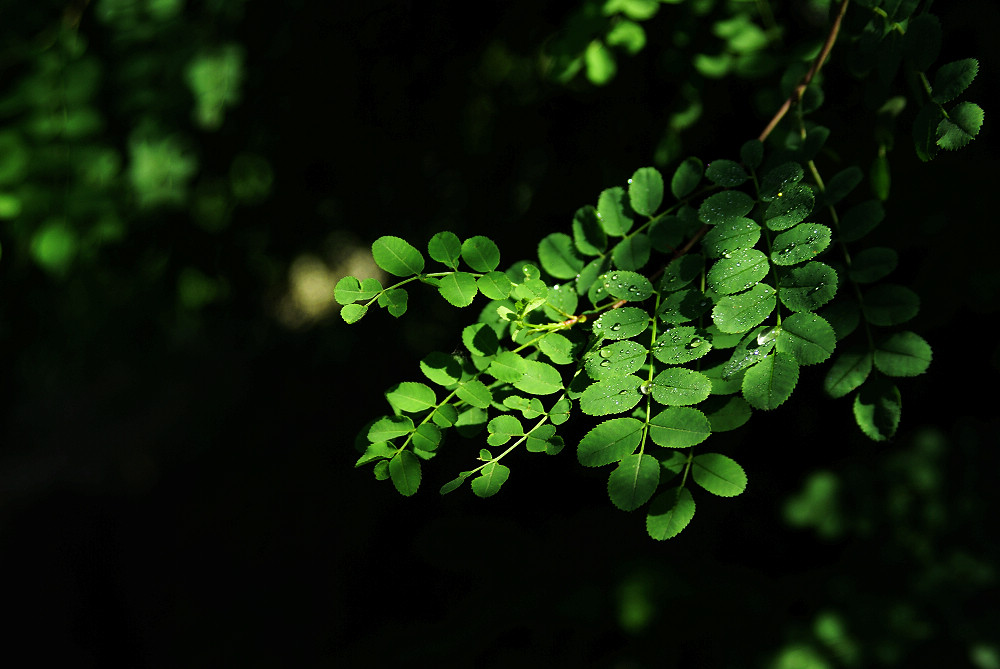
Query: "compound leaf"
840 200 885 242
608 454 660 511
538 232 585 279
437 271 479 307
650 368 712 406
471 461 511 497
385 381 437 413
701 395 752 432
853 376 901 441
628 166 664 216
420 351 463 386
671 157 703 199
648 407 711 448
389 450 421 496
932 58 979 104
646 486 695 540
463 323 500 357
372 236 425 276
692 453 747 497
578 417 644 467
412 423 443 452
824 349 872 398
461 235 501 272
580 374 644 416
742 350 799 410
874 331 932 377
597 186 634 236
428 231 462 268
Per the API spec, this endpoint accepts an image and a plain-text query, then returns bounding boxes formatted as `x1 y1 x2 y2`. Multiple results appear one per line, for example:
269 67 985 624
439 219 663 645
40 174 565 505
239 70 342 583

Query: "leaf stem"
758 0 850 142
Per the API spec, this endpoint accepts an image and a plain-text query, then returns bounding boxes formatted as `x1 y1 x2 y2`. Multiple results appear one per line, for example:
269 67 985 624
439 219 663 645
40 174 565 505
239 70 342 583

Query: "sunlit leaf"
628 166 664 216
372 236 425 276
471 461 511 497
742 350 799 410
874 331 932 377
608 454 660 511
692 453 746 497
578 417 644 467
385 381 437 413
437 272 479 307
646 486 695 540
647 407 711 448
461 235 501 272
579 374 644 415
389 450 421 496
597 186 634 236
428 231 462 268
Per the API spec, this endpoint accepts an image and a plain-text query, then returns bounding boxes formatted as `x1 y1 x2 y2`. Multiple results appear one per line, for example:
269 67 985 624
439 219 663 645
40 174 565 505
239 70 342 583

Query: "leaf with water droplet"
657 288 712 325
702 217 761 259
579 374 644 416
711 283 776 334
597 186 634 236
628 166 664 216
722 325 776 378
759 162 804 202
592 306 649 340
585 340 647 380
697 190 755 225
777 261 838 312
658 254 705 293
706 248 769 295
599 270 654 301
650 368 712 406
764 183 814 231
652 326 713 365
771 224 831 266
775 312 837 365
705 159 749 187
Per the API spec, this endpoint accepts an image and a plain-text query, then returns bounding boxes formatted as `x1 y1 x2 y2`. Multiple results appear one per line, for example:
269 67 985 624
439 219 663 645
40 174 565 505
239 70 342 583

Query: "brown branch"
758 0 850 142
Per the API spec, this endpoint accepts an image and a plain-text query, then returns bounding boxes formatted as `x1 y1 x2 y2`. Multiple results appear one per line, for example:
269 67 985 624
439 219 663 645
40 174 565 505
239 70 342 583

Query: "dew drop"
639 383 651 395
618 389 630 395
600 360 611 367
599 348 613 359
610 323 622 332
627 178 633 184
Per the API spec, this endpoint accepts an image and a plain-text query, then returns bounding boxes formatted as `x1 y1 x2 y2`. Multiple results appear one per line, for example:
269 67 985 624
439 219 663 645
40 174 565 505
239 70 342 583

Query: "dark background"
1 1 998 666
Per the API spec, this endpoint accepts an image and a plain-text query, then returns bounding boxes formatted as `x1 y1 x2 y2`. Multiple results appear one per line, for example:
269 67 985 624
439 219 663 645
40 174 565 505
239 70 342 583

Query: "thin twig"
758 0 850 142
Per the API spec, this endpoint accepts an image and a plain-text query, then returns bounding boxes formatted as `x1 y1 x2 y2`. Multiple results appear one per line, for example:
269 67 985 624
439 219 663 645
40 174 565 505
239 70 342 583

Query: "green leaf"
420 351 463 386
771 224 832 266
437 272 479 307
740 139 763 170
611 234 652 270
539 333 575 365
608 454 660 511
335 275 379 305
389 450 421 496
488 351 526 384
373 460 390 481
840 200 885 242
578 256 610 297
821 300 861 341
670 157 703 199
775 312 837 365
487 414 524 446
340 303 368 324
711 283 776 333
706 249 769 295
572 205 607 256
412 423 442 452
819 167 864 207
592 306 649 340
874 331 932 377
648 407 711 448
742 350 799 410
764 184 814 231
428 231 462 268
355 441 395 467
722 326 777 378
368 415 414 442
503 395 544 419
932 58 979 104
606 18 646 54
697 190 755 225
597 186 634 236
904 14 941 71
692 453 747 497
777 261 838 312
514 359 564 395
585 340 648 380
578 417 644 467
471 461 511 497
385 381 437 413
601 270 654 301
646 486 695 540
372 236 425 276
658 254 704 292
456 379 493 408
377 288 408 317
477 271 513 300
651 326 712 365
549 397 572 425
431 404 458 427
439 472 471 495
824 349 872 399
628 167 664 216
461 235 501 272
525 423 560 453
650 368 712 406
913 104 943 162
853 376 901 442
656 289 712 325
870 153 891 201
936 102 984 151
454 406 488 436
861 284 919 326
579 374 644 416
585 40 616 85
759 162 804 202
704 159 749 187
700 395 752 432
701 218 760 259
538 232 585 279
848 247 898 284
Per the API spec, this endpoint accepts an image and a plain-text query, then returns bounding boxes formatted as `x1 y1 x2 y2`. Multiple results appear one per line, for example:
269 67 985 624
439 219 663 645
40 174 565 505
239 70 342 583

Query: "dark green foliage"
338 0 982 541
